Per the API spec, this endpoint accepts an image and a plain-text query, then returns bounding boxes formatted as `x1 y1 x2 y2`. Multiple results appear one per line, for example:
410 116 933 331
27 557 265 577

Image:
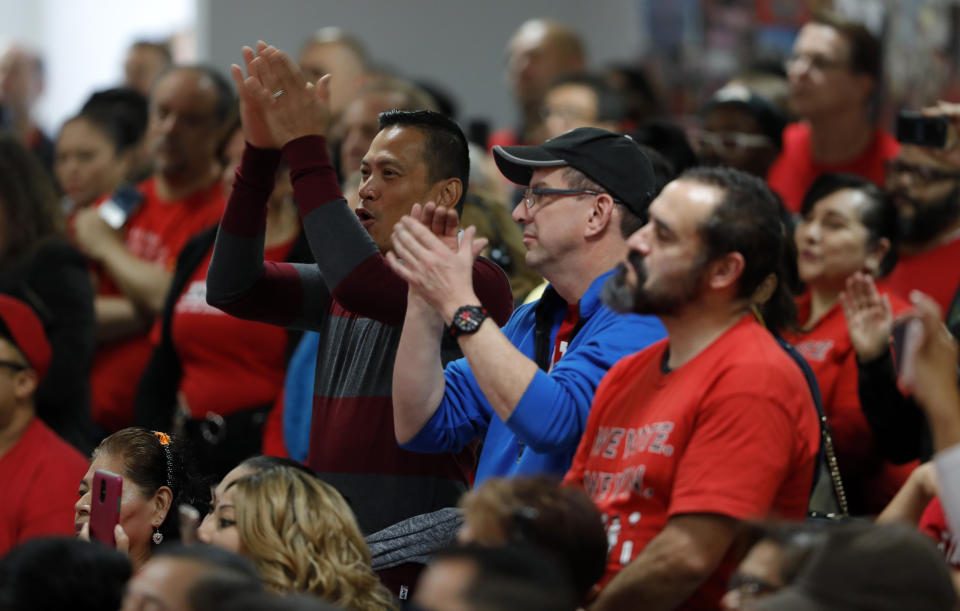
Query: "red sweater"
205 137 514 534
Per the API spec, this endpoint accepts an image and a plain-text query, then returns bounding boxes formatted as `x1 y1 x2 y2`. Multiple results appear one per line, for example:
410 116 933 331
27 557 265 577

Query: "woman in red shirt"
784 173 916 515
134 119 308 478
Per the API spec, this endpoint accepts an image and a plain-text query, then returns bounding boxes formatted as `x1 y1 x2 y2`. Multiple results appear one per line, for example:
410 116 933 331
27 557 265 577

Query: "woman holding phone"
74 427 207 571
55 88 146 214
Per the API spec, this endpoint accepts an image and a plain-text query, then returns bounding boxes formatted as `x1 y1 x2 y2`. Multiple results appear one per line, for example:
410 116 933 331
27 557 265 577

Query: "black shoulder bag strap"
774 335 849 519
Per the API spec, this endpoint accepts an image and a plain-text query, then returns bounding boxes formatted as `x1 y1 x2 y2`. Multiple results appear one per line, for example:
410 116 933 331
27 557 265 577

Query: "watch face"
453 306 487 335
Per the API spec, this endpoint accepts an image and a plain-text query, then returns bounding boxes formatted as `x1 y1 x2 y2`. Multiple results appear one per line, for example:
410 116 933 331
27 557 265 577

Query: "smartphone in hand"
89 470 122 547
898 316 924 392
97 184 144 229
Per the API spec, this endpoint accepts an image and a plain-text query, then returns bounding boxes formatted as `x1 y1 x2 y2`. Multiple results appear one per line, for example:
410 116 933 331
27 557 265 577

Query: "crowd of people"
1 10 960 611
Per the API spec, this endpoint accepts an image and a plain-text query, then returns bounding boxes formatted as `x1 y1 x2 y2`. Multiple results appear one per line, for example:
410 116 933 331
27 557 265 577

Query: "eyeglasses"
784 53 848 73
522 187 607 211
694 130 772 152
0 360 27 372
885 159 960 183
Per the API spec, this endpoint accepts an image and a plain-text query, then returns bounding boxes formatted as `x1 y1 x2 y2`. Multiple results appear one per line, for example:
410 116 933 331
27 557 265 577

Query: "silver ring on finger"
272 89 285 98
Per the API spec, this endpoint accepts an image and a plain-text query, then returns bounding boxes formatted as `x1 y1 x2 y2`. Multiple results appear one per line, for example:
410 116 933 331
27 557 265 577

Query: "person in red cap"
0 295 88 556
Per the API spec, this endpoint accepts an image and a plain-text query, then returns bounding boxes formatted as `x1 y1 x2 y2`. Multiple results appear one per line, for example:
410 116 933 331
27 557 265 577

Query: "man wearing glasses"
885 104 960 328
767 13 899 214
388 127 666 483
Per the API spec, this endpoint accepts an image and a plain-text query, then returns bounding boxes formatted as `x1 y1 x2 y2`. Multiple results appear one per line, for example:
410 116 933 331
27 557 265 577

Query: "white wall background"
201 0 644 132
1 0 194 135
2 0 646 136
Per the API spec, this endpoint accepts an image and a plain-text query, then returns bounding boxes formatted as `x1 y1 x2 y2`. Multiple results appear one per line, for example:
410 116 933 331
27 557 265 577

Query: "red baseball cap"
0 295 51 382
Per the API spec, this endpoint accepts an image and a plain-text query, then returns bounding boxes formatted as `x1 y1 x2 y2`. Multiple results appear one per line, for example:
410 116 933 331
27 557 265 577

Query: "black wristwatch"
450 305 489 338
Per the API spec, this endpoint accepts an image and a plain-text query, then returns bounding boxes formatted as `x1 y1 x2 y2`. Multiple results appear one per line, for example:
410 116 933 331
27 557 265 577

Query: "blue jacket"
403 269 666 484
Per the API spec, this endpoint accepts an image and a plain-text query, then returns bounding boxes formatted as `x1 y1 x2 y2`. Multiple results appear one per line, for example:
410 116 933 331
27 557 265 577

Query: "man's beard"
602 250 705 316
894 186 960 245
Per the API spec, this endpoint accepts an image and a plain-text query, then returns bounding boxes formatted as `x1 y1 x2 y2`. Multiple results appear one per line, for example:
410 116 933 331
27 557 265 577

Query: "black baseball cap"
493 127 657 216
702 84 787 149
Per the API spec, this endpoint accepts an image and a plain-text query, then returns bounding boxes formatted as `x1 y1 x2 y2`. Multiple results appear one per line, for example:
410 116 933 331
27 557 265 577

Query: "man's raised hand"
256 45 331 146
411 202 461 252
230 43 277 148
230 41 332 149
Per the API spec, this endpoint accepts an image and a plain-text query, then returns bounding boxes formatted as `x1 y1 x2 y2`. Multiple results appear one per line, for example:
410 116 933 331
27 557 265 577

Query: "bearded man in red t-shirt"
565 167 821 610
885 103 960 332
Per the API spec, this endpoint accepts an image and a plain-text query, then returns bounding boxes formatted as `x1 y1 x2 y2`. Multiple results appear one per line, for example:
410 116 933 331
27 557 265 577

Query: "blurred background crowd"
2 0 960 610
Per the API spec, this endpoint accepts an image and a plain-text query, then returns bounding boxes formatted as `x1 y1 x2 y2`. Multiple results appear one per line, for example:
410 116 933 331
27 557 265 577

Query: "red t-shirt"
767 123 900 214
919 497 960 568
885 234 960 317
0 418 89 556
563 316 820 609
170 239 294 418
783 288 914 513
90 177 225 432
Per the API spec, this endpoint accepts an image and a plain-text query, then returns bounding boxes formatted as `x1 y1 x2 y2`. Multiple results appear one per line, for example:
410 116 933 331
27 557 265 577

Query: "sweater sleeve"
506 311 666 453
20 242 98 453
206 143 331 330
857 351 931 463
281 135 513 327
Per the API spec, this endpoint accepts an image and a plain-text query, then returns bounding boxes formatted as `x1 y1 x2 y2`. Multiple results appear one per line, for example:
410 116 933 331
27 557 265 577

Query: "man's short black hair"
78 87 149 154
681 166 796 328
0 537 131 611
377 109 470 213
430 543 578 611
800 172 898 276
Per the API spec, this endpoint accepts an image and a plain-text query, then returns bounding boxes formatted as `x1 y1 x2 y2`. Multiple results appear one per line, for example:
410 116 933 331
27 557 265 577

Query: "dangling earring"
152 527 164 544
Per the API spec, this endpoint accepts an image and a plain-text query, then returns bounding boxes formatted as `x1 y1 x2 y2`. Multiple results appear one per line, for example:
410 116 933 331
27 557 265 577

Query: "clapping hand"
386 207 487 324
230 41 331 149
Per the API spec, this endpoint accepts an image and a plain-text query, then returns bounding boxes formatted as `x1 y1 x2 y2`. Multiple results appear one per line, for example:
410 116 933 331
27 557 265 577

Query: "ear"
11 369 38 402
706 252 745 292
151 485 174 527
864 237 890 276
584 193 616 238
434 178 463 210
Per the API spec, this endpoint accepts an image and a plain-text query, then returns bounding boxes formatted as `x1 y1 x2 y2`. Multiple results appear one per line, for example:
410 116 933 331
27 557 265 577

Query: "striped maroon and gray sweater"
206 136 513 533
